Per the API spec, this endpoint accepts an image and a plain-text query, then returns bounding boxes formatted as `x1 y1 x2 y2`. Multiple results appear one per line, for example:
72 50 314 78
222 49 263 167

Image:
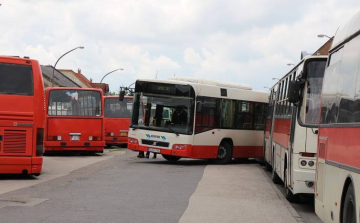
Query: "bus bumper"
105 136 128 146
291 169 315 195
0 156 42 175
44 141 105 152
128 143 193 158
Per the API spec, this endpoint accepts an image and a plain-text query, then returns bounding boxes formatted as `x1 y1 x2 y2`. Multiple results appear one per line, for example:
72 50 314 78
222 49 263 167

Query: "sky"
1 0 360 92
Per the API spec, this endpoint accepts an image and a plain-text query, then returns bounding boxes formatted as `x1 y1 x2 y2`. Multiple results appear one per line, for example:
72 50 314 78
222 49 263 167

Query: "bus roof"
169 77 252 90
332 10 360 51
46 87 103 93
135 78 269 103
270 55 328 91
0 55 39 64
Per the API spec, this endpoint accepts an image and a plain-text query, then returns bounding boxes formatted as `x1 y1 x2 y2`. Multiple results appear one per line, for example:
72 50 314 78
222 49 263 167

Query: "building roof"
313 37 334 56
58 69 92 88
89 83 109 93
41 65 81 88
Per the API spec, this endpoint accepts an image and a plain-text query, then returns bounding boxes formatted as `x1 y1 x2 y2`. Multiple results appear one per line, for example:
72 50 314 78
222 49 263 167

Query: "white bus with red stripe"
127 78 268 164
315 11 360 223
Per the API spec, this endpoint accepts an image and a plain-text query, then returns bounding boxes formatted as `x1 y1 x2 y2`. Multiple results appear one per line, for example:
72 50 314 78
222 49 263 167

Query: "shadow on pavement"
0 174 37 180
44 151 102 157
132 156 261 166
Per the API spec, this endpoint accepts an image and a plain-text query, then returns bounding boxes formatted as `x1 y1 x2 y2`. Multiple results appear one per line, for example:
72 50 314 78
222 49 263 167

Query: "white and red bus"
315 11 360 223
127 78 268 164
104 95 133 148
44 88 105 154
264 55 327 202
0 56 45 175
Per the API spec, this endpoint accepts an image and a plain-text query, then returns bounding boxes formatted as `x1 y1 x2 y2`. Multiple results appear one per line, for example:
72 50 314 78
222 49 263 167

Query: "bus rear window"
104 98 133 118
48 90 102 116
0 63 33 96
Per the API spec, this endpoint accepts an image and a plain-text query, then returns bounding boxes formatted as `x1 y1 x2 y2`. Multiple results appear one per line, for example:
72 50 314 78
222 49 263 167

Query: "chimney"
78 68 81 75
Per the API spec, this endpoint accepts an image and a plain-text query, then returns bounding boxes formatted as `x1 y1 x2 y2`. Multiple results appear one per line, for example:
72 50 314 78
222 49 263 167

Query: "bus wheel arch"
213 138 233 165
340 176 356 223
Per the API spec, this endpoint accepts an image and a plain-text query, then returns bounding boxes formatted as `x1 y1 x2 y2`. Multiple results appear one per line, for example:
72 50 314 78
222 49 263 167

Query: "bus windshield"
48 90 102 116
131 93 194 135
104 97 133 118
0 63 33 96
301 59 327 125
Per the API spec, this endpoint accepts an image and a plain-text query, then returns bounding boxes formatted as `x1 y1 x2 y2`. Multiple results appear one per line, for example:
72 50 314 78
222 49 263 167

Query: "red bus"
104 95 133 148
0 56 45 175
315 11 360 223
44 88 105 154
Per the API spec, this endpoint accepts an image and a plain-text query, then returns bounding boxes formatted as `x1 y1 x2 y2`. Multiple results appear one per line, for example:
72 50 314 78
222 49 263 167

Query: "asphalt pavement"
0 149 321 223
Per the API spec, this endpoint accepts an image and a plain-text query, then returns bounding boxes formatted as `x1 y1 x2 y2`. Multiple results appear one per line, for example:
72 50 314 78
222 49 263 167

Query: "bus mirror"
288 81 300 103
119 91 125 101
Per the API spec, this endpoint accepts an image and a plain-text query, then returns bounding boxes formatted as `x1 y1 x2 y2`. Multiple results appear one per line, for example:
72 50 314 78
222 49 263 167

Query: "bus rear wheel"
162 154 181 162
212 141 233 165
272 154 282 184
342 184 356 223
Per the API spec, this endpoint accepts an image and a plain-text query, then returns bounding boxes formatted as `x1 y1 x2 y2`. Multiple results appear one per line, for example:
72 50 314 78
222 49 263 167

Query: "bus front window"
132 93 193 135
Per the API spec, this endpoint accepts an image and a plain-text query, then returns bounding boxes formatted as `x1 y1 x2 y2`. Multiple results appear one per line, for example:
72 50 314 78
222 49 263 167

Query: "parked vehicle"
264 55 327 202
104 95 133 148
44 88 105 154
315 10 360 223
0 56 45 175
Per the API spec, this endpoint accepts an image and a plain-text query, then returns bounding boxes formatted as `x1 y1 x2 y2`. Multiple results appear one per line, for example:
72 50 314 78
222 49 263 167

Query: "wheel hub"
218 146 226 159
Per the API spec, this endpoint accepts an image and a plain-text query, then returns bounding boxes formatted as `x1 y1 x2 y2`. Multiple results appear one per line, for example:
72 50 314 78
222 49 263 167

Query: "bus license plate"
71 135 80 141
148 148 160 153
120 132 127 136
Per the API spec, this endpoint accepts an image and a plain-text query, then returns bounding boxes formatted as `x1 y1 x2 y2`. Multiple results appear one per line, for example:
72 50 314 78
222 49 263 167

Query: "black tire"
284 167 301 203
265 162 272 171
162 154 181 162
212 141 233 165
342 184 356 223
105 144 112 148
272 154 282 184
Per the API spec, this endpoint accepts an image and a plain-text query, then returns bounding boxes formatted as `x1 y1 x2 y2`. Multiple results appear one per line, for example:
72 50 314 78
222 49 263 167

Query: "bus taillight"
300 152 315 157
36 128 44 156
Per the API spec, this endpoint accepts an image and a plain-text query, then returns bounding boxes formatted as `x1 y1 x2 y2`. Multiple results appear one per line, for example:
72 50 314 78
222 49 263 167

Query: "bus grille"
141 139 169 148
3 130 27 153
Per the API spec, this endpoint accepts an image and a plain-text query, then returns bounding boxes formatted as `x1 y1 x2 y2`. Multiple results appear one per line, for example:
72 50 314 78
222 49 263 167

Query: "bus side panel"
193 129 264 159
272 118 290 148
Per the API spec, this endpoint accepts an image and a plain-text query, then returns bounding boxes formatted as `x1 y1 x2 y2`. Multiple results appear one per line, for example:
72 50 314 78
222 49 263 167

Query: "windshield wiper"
165 124 179 136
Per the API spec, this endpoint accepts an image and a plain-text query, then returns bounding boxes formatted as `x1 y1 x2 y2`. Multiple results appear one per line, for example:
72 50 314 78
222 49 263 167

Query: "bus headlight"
173 144 188 150
110 132 114 136
57 136 62 141
308 161 315 167
89 136 93 141
129 138 138 144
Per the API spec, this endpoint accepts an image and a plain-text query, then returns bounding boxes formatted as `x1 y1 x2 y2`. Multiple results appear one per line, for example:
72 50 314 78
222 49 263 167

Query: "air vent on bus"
3 130 27 153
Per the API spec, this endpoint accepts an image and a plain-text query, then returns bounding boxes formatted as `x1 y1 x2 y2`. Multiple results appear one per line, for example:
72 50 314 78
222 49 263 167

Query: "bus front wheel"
342 183 356 223
162 154 181 162
212 141 233 165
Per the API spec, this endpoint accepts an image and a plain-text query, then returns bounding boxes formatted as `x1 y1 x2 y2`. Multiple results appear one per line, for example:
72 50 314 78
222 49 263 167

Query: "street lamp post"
51 46 84 87
272 78 280 81
264 86 271 90
287 63 295 66
100 68 124 83
317 34 331 39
